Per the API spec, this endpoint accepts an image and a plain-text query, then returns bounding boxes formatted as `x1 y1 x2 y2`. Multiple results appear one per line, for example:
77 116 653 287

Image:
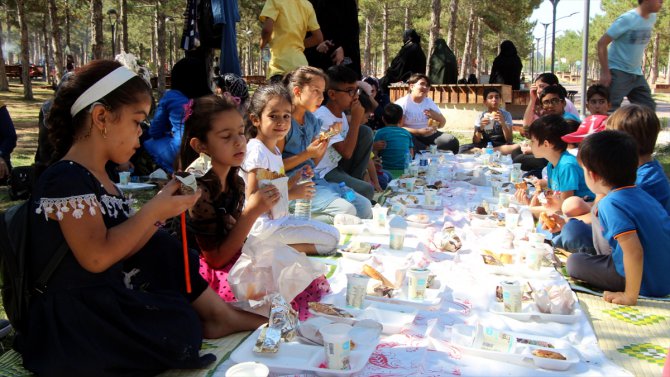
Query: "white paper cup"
409 165 419 177
119 171 131 185
525 245 544 271
529 232 546 244
505 212 519 230
429 144 438 154
346 273 370 308
501 280 522 312
405 178 416 192
424 189 437 206
389 228 407 250
372 206 389 227
407 268 430 300
320 323 352 370
225 361 269 377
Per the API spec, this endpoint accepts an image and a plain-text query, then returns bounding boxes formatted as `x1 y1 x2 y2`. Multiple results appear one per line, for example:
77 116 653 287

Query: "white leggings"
270 218 340 255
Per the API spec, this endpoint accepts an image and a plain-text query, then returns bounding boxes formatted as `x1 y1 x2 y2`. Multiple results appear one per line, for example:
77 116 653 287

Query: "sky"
529 0 605 41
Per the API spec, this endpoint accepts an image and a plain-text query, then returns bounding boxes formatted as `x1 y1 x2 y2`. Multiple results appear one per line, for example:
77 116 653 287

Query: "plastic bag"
228 236 326 317
259 176 289 220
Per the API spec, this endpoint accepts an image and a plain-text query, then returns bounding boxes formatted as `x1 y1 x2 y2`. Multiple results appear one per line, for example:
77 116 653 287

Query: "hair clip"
223 92 241 106
182 99 194 123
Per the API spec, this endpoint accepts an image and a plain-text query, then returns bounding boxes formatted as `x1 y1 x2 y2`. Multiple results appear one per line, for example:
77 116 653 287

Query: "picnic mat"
0 331 251 377
576 292 670 376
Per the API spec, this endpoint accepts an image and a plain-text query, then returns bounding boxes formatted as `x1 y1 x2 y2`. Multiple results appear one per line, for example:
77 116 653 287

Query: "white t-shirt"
313 106 349 177
394 95 441 130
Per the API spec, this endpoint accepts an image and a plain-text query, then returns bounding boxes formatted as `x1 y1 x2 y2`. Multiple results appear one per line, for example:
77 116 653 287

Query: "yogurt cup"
119 171 131 185
424 188 437 206
407 268 430 300
320 323 352 370
501 280 522 312
372 205 389 227
225 362 269 377
389 228 407 250
346 273 370 308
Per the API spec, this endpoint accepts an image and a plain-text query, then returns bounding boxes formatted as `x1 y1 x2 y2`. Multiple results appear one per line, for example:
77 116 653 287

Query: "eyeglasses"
541 98 562 107
331 87 359 97
588 98 607 105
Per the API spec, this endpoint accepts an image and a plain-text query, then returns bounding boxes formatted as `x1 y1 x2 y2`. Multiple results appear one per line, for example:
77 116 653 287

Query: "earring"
101 127 107 139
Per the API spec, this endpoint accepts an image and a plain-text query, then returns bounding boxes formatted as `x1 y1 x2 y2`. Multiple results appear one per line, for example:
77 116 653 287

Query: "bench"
150 75 171 89
653 83 670 94
242 75 266 87
389 84 513 105
4 64 44 83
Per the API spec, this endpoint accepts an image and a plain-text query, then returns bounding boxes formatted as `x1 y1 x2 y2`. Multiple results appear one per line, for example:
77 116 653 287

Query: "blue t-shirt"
546 151 594 200
283 111 321 176
636 159 670 215
598 186 670 297
606 9 657 75
373 126 413 170
563 112 581 123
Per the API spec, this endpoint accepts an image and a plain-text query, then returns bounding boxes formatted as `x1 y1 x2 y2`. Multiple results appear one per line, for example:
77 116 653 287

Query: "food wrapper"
228 236 326 317
253 324 282 353
436 223 462 252
318 122 342 142
532 285 575 315
258 175 289 220
269 294 298 341
148 168 169 180
185 153 211 177
174 172 197 195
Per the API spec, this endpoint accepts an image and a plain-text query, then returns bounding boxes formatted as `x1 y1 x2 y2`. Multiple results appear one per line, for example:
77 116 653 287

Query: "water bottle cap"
339 182 346 187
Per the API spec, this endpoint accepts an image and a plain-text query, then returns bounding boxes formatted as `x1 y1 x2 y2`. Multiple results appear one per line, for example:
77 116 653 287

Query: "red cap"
561 115 608 144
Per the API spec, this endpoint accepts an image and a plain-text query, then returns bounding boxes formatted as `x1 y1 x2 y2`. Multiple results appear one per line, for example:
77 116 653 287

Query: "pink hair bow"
182 99 194 123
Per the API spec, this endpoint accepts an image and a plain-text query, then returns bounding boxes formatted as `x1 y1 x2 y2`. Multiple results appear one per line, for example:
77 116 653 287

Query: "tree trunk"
650 32 659 85
666 44 670 84
382 2 388 74
156 0 167 97
151 14 157 67
458 6 475 80
404 6 411 31
17 0 33 99
49 0 65 79
446 0 458 51
0 8 8 91
475 17 482 81
90 0 103 60
427 0 441 76
43 13 52 85
364 15 372 77
6 12 14 64
121 0 128 52
65 0 71 48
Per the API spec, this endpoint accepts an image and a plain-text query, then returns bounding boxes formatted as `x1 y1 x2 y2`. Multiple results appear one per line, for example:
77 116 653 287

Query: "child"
537 86 582 123
242 84 340 318
586 84 610 116
280 66 370 222
259 0 323 81
314 65 375 202
459 87 515 154
514 115 594 217
22 60 265 375
373 103 413 173
567 130 670 304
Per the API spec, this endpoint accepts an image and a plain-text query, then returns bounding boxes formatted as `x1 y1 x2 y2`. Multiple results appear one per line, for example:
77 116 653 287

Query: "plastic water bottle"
485 142 494 156
262 46 271 62
294 171 312 220
339 182 356 202
404 151 411 174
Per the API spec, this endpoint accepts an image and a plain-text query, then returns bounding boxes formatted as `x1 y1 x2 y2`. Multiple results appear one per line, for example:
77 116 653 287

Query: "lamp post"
107 9 118 58
541 22 550 72
549 0 559 73
535 37 541 78
165 16 174 69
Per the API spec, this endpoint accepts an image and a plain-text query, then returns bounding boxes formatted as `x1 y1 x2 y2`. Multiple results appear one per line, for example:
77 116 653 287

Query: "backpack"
8 166 35 201
0 199 68 333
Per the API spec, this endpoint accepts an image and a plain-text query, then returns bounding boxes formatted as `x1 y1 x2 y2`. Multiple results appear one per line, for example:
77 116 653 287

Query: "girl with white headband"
20 60 265 376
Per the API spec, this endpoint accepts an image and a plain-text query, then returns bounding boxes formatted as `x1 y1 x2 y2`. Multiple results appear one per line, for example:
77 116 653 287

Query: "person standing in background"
597 0 662 112
489 40 523 90
0 101 17 184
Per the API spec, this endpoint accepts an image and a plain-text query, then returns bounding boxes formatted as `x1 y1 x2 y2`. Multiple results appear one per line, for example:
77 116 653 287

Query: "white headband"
70 66 137 116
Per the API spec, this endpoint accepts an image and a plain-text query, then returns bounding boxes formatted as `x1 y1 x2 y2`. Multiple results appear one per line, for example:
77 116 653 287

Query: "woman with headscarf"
379 29 427 94
429 38 458 85
489 40 523 90
144 57 212 173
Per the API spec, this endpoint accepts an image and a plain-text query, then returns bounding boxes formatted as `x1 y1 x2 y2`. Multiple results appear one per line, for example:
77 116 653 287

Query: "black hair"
407 73 431 86
178 95 241 171
586 84 610 102
539 85 566 101
528 114 569 151
483 87 501 99
358 89 376 113
578 130 638 187
170 57 212 99
245 84 292 139
47 59 152 162
534 72 559 86
382 103 403 125
326 65 359 88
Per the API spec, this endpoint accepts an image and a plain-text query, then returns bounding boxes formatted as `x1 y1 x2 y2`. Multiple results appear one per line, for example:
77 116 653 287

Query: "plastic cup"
505 212 519 230
405 178 416 192
389 227 406 250
320 323 352 370
429 144 438 154
346 273 370 308
409 164 419 177
372 206 389 227
424 188 437 206
491 181 501 198
119 171 131 185
407 268 430 300
529 232 546 244
225 362 269 377
501 280 522 312
525 245 544 271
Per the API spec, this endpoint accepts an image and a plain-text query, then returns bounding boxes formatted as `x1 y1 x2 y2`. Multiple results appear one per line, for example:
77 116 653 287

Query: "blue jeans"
552 219 596 255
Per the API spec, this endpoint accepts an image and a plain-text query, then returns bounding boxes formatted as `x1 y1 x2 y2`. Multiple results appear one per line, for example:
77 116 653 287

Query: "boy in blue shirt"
373 103 413 172
567 130 670 304
515 115 594 217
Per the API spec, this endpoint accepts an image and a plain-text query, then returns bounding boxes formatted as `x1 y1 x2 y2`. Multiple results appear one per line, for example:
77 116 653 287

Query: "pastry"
174 172 197 195
256 168 285 181
540 212 556 229
514 181 528 190
318 123 342 142
532 349 566 360
475 206 488 215
362 264 395 288
372 285 394 298
407 213 430 224
308 302 353 318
